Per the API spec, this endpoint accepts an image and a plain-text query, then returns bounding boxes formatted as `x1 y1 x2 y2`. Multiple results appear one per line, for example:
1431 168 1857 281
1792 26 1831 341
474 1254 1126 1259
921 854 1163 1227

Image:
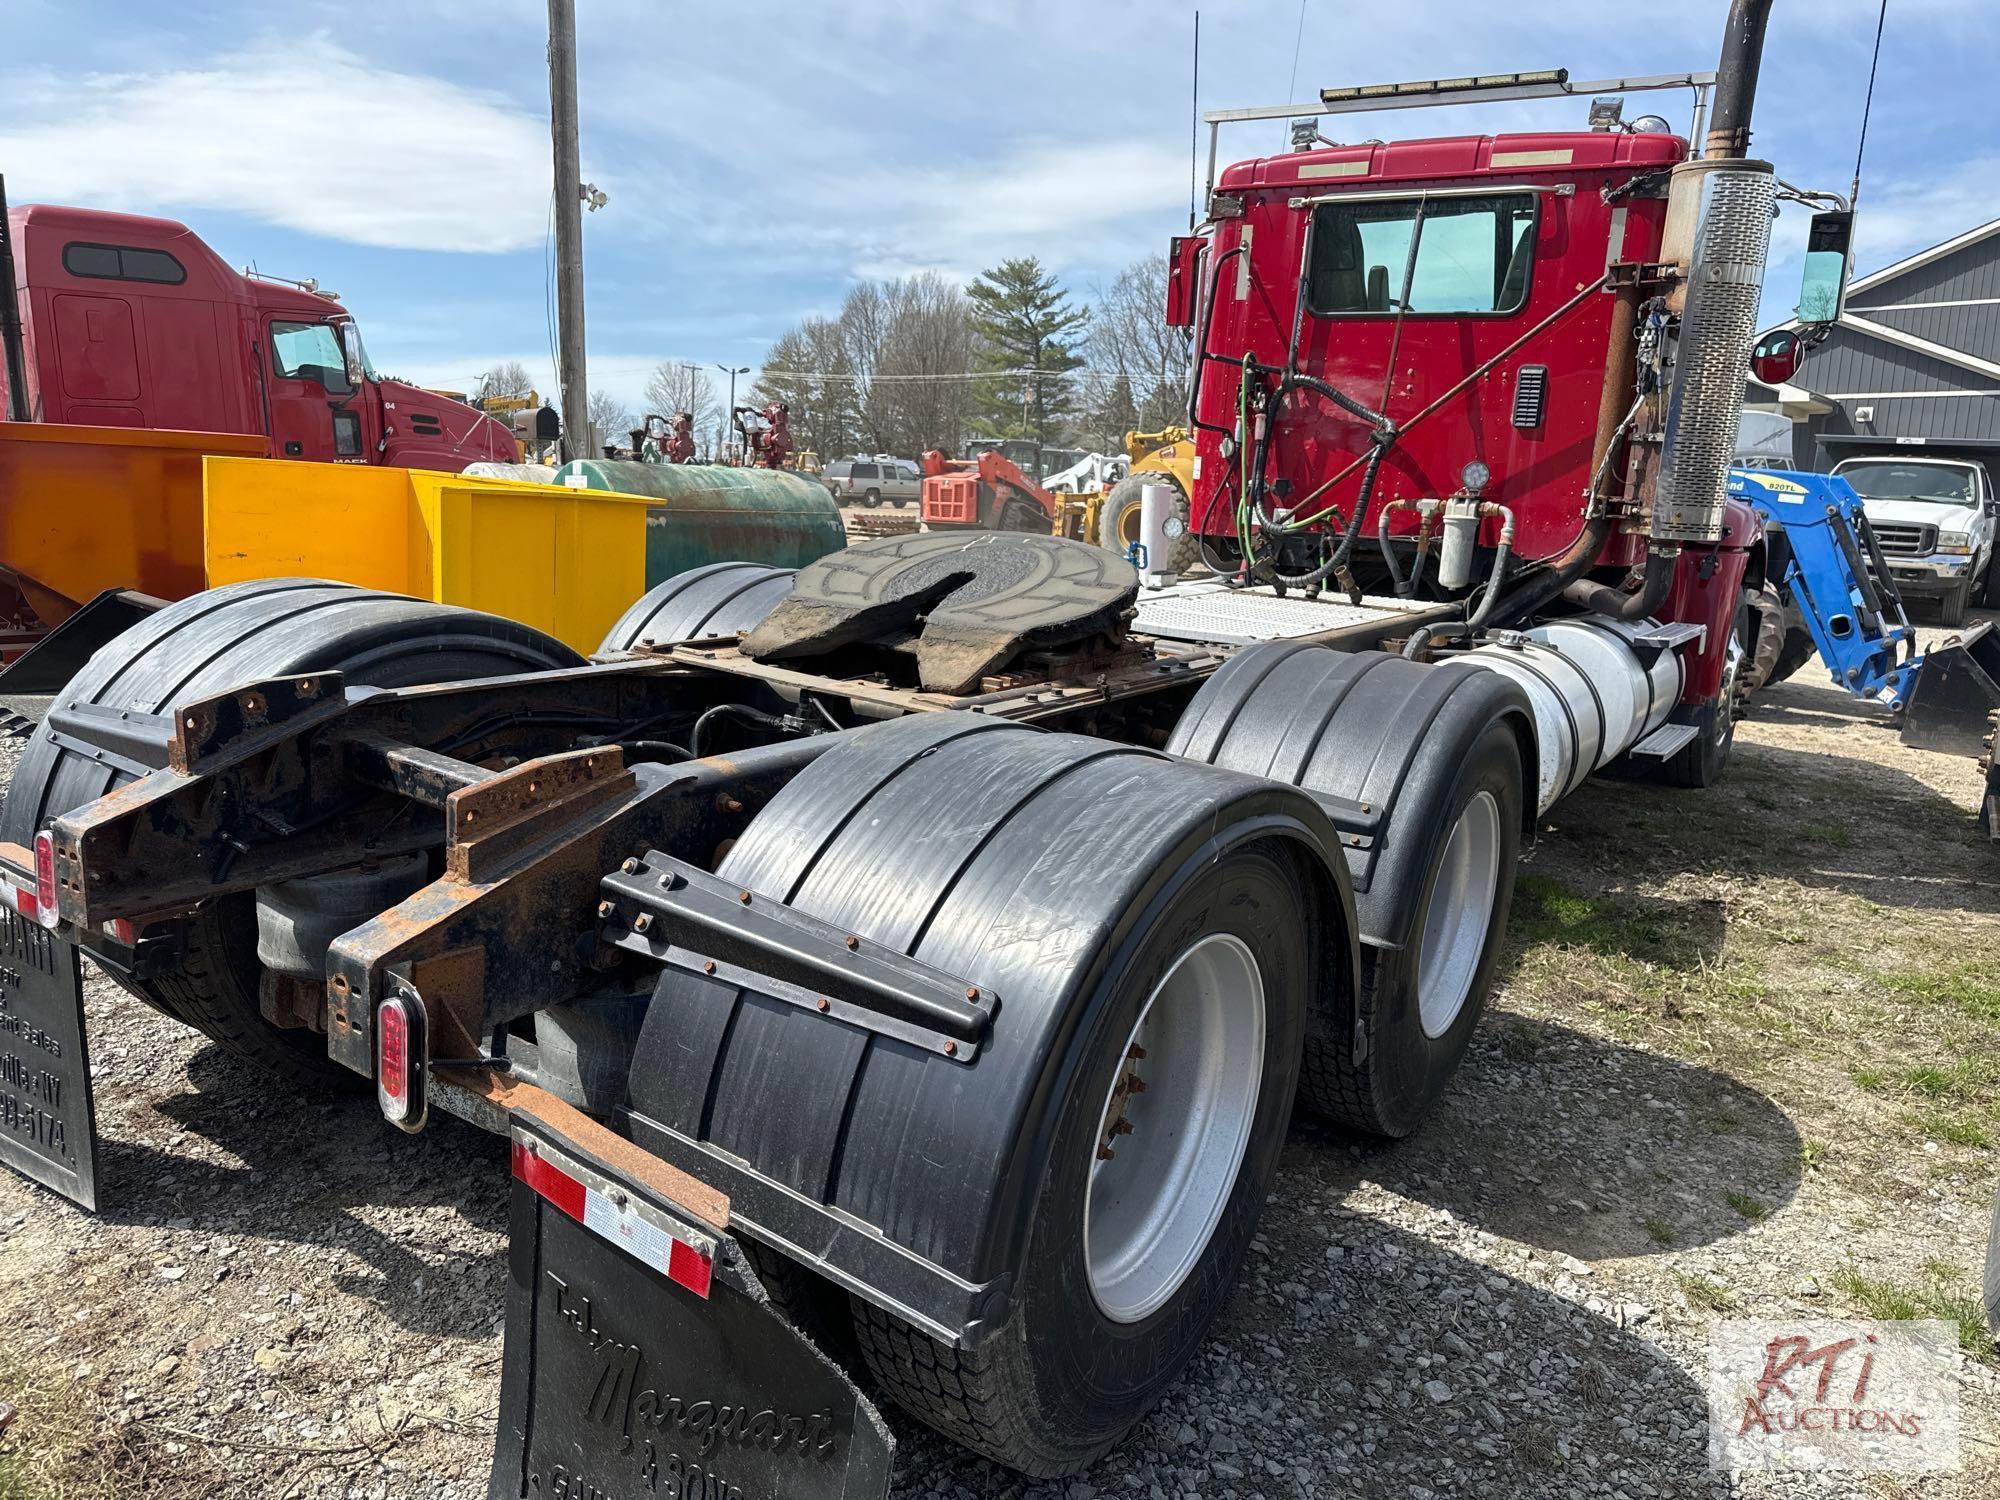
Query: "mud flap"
0 912 97 1210
490 1115 893 1500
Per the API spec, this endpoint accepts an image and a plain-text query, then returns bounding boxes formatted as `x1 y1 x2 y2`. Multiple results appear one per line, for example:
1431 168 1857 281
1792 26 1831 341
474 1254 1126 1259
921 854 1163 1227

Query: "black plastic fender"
596 562 796 655
621 711 1357 1343
1165 641 1537 953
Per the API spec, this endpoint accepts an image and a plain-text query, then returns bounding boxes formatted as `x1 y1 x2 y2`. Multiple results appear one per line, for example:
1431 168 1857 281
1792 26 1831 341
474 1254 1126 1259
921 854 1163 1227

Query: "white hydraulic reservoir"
1137 481 1181 588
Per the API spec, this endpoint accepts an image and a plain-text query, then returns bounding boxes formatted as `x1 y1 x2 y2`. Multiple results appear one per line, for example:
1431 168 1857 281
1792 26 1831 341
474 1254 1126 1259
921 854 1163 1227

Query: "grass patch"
1898 1058 1999 1103
0 1360 131 1499
1830 1265 1997 1364
1910 1110 1993 1149
1725 1191 1766 1222
1512 877 1690 968
1798 1137 1830 1172
1644 1219 1677 1248
1675 1272 1737 1313
1799 824 1855 849
1873 961 2000 1025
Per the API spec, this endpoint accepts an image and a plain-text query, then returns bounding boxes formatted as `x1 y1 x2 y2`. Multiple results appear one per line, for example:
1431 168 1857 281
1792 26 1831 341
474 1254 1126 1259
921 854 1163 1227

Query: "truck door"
263 317 376 463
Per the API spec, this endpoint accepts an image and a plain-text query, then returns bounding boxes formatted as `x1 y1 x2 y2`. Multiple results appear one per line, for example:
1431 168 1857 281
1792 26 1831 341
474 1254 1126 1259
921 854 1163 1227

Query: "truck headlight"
1938 532 1972 555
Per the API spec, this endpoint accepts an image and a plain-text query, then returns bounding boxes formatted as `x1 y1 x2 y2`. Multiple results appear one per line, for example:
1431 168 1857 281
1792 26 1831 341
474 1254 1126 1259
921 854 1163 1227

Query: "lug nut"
633 913 652 934
817 998 830 1012
703 959 717 975
596 900 616 919
621 857 639 874
739 890 753 905
965 986 979 1001
846 935 860 951
718 794 744 814
943 1040 958 1056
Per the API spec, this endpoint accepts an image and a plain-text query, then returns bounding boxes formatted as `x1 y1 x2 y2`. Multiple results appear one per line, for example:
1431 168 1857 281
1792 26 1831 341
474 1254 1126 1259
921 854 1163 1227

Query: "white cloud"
0 36 549 252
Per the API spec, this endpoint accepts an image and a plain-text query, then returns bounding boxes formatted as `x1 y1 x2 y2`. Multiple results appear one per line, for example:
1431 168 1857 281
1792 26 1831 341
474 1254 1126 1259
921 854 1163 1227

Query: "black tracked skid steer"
1 536 1548 1491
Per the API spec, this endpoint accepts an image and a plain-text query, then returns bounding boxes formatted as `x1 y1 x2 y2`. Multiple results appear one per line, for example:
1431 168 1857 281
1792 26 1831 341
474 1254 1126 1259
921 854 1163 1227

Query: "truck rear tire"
1165 643 1530 1137
627 713 1341 1475
1097 472 1200 574
0 579 583 1083
596 562 794 653
845 835 1311 1476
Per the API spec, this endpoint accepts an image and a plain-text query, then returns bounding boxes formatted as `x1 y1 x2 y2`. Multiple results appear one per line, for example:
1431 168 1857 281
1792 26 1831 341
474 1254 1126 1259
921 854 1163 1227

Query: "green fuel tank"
549 461 847 580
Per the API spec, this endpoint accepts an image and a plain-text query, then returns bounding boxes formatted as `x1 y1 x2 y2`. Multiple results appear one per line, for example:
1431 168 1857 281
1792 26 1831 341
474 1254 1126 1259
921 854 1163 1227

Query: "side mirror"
1165 235 1204 328
1750 327 1802 386
1797 210 1854 327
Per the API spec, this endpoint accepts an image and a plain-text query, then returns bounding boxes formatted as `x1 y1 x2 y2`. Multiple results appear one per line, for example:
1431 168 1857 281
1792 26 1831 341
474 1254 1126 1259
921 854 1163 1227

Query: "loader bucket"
1901 619 2000 839
1901 619 2000 759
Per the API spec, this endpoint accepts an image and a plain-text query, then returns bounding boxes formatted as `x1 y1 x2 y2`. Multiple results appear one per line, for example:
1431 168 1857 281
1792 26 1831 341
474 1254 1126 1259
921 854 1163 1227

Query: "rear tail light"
376 992 428 1132
7 881 37 922
30 831 60 930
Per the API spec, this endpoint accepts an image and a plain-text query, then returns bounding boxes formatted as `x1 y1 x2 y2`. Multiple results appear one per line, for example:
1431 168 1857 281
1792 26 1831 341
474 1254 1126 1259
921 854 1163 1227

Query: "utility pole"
547 0 588 462
714 363 748 461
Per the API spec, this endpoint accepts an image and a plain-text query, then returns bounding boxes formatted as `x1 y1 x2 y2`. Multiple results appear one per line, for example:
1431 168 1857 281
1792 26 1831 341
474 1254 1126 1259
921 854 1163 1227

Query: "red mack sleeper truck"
0 201 516 469
1165 26 1790 787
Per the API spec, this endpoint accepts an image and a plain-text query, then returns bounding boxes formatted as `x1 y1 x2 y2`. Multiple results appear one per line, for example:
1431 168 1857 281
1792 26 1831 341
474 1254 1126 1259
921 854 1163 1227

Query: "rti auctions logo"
1708 1320 1961 1473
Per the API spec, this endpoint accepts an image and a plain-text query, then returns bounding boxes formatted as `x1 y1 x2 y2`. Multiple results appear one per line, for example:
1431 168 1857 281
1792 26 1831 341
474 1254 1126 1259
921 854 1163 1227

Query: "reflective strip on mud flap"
511 1132 717 1298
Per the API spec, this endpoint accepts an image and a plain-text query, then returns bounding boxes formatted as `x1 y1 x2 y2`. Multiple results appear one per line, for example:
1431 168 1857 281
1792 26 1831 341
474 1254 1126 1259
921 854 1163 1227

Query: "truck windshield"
270 321 353 394
1309 192 1539 316
1839 462 1978 507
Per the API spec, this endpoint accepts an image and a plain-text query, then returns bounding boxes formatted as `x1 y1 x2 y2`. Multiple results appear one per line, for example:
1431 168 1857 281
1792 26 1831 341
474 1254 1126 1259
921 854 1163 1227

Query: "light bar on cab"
1321 68 1568 104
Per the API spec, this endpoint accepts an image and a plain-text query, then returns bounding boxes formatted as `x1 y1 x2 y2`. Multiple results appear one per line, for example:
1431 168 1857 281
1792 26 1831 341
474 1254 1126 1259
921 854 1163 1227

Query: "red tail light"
376 992 428 1132
31 831 60 930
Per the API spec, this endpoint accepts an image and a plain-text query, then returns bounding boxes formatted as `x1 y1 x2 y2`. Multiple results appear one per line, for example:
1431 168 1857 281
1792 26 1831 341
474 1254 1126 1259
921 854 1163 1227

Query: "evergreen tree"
966 257 1087 445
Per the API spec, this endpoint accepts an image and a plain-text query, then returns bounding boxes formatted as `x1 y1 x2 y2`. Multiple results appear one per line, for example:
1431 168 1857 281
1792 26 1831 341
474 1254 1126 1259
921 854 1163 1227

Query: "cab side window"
269 322 353 394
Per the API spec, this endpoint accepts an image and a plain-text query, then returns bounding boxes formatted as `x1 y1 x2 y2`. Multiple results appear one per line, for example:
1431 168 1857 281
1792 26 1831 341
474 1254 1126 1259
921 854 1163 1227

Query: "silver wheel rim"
1416 790 1502 1039
1083 934 1265 1324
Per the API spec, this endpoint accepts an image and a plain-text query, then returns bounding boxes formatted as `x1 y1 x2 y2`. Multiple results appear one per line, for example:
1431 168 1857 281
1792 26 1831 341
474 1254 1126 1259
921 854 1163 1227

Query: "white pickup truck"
1833 454 2000 626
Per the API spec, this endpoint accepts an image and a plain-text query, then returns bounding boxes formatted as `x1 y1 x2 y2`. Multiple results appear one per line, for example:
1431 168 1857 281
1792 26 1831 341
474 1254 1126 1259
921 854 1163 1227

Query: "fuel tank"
551 461 847 577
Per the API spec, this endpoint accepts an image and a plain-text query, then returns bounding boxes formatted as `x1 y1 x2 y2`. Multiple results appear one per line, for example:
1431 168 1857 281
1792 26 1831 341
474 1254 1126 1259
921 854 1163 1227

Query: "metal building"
1746 217 2000 468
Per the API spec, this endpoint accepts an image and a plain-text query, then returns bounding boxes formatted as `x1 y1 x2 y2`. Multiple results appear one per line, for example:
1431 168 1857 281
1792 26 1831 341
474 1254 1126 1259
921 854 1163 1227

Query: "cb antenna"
1189 9 1201 229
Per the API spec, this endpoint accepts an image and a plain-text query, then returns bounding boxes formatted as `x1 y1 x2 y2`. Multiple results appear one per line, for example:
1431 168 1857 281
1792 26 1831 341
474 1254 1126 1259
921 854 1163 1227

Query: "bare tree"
1087 255 1191 440
870 273 974 458
755 319 862 462
474 360 536 403
641 363 720 446
586 389 634 457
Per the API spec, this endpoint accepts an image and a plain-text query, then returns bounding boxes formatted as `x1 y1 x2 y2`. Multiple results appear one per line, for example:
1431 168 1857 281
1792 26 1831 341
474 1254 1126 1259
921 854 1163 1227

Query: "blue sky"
5 1 1994 414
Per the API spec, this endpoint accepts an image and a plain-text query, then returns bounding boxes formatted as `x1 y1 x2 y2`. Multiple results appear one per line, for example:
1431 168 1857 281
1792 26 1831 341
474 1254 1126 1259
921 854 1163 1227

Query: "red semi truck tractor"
0 203 516 469
1166 45 1794 787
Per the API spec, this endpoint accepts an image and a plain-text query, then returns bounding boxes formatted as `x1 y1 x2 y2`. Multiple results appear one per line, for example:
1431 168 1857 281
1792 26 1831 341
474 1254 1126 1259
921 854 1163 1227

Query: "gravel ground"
0 608 1995 1499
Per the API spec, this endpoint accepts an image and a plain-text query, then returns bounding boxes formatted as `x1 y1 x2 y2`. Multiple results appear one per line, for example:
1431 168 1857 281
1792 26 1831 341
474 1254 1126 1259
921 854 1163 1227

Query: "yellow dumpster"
202 458 650 656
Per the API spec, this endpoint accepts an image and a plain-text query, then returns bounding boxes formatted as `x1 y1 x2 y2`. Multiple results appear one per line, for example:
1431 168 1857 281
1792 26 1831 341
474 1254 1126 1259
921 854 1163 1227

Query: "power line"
758 367 1086 385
